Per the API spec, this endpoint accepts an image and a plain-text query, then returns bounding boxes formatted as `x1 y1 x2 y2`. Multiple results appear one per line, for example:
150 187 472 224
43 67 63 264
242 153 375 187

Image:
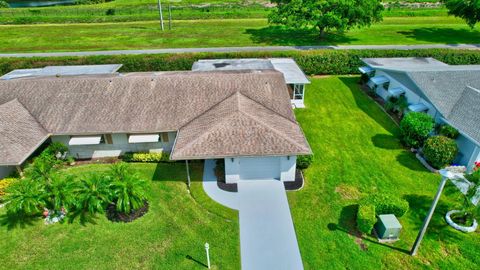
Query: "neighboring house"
192 58 311 108
360 57 480 170
0 66 311 181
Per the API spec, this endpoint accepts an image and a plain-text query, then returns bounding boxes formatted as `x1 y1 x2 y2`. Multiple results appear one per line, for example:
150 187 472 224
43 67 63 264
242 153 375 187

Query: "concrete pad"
202 159 239 210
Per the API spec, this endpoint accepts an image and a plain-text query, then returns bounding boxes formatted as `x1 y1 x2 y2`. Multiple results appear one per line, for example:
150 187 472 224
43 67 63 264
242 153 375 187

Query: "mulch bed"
106 201 149 223
284 169 304 191
217 178 238 192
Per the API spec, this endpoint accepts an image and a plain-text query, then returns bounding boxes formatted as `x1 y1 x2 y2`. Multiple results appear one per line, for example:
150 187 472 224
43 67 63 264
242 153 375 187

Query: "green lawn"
0 17 478 52
0 162 240 269
1 77 479 269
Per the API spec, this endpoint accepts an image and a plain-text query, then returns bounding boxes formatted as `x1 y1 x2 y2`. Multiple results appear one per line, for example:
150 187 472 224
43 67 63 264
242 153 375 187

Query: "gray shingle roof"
364 58 480 144
0 99 49 165
171 92 311 160
447 86 480 144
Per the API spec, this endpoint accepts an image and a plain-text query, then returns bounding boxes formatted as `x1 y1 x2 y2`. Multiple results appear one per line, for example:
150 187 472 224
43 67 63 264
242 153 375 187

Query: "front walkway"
202 160 303 270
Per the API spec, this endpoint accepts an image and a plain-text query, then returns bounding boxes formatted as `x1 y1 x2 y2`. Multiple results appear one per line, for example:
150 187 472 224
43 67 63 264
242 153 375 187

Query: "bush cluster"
356 194 409 234
123 152 172 163
362 194 410 217
297 154 313 170
423 136 458 169
2 49 480 76
438 124 460 139
0 178 16 197
399 112 435 148
0 0 9 8
357 204 376 234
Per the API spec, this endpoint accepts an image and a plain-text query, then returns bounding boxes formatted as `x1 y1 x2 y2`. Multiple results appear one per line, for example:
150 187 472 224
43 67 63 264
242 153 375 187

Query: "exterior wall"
224 156 297 183
374 70 438 118
454 134 477 168
0 166 15 179
51 132 176 159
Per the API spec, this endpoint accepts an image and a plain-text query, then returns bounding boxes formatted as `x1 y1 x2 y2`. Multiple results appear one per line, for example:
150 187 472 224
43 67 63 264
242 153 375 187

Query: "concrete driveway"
202 160 303 269
238 180 303 270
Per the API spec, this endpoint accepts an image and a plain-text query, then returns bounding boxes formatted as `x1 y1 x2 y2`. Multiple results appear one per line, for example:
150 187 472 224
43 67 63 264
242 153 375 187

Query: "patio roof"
192 58 310 84
0 64 122 80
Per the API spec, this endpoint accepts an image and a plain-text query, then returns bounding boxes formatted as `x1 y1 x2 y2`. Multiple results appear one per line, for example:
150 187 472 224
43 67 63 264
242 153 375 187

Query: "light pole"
410 169 459 256
157 0 164 30
205 243 211 269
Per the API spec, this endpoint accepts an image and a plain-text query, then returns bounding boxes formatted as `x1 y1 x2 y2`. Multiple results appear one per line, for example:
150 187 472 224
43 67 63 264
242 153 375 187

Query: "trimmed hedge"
123 152 164 163
400 112 435 148
362 194 409 217
423 135 458 169
3 49 480 76
357 204 376 234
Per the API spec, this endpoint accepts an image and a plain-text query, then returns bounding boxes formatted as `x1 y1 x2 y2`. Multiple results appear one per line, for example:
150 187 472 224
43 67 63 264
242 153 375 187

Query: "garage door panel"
239 157 280 180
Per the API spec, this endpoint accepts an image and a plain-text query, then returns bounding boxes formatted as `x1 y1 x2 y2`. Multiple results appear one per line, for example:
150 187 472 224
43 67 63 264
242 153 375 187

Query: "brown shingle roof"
171 92 311 160
0 99 49 165
0 70 310 160
0 70 294 134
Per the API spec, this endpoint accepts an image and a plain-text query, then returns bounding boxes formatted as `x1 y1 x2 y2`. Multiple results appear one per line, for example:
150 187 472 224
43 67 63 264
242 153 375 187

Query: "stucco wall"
0 166 15 179
51 132 176 159
225 156 296 183
374 70 438 119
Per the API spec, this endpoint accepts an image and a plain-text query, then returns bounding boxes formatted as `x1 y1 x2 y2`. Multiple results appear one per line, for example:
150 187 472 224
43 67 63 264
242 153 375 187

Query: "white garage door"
239 157 280 180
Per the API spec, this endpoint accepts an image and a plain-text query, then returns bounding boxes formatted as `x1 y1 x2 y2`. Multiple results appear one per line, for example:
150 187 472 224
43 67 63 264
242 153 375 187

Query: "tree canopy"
444 0 480 28
268 0 384 38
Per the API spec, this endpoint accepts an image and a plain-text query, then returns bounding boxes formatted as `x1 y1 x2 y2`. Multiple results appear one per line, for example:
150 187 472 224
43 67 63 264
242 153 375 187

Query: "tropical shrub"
384 95 408 118
108 163 149 214
439 124 460 139
43 142 69 159
399 112 435 148
423 136 458 169
123 152 163 163
357 204 376 234
0 178 16 197
466 162 480 185
72 173 112 220
362 194 409 217
297 154 313 170
5 179 46 216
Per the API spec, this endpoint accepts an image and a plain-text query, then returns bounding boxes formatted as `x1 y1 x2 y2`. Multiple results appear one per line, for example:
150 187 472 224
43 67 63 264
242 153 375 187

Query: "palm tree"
4 179 46 216
72 173 112 222
108 162 149 214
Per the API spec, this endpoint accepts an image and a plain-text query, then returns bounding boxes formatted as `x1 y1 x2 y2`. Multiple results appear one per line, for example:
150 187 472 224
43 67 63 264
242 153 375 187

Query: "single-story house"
360 57 480 170
192 58 310 108
0 65 311 182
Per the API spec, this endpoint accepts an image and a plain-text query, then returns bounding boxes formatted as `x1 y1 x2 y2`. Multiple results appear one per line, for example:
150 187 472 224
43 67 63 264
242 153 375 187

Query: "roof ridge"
1 99 49 133
237 110 308 152
235 91 297 125
173 113 238 156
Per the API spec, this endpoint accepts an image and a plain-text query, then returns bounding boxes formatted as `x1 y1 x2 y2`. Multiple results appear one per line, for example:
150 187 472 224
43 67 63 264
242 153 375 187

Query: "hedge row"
2 49 480 76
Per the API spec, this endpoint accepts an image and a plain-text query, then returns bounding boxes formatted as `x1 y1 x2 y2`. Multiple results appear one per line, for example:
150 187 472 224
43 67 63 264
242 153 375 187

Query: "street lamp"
205 243 211 269
410 169 462 256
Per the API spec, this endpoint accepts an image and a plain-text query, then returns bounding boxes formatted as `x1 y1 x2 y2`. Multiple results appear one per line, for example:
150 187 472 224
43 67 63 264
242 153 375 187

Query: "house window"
161 133 169 143
293 84 304 100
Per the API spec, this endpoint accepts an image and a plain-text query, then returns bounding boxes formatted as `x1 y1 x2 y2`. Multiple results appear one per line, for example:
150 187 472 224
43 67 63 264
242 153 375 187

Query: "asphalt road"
1 44 480 58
